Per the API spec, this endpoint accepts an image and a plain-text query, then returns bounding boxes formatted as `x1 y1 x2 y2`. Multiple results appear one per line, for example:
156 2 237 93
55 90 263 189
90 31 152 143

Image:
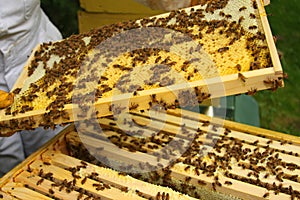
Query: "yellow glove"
0 90 14 109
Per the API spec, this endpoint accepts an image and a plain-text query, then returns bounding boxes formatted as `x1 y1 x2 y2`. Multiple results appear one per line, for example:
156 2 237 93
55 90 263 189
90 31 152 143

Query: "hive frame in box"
0 109 300 200
0 0 283 135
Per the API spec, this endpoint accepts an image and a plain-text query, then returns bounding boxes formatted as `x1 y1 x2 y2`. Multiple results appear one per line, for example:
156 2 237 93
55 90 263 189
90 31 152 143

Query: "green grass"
254 0 300 136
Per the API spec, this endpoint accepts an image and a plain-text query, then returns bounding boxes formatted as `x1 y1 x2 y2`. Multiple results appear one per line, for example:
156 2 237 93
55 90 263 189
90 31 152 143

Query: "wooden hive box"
78 0 164 33
0 109 299 200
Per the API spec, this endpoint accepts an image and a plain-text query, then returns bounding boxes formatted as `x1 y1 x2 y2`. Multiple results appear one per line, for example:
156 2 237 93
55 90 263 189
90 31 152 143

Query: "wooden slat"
257 0 281 73
42 151 197 200
28 160 146 200
65 108 300 199
0 190 15 200
78 11 162 33
167 108 300 144
65 131 295 200
14 170 90 200
130 109 300 156
79 0 164 13
0 125 73 187
169 164 291 200
1 182 52 200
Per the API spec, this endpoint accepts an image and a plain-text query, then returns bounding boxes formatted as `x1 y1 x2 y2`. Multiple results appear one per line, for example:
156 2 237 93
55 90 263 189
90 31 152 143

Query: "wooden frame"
79 0 164 13
0 0 283 136
78 11 164 33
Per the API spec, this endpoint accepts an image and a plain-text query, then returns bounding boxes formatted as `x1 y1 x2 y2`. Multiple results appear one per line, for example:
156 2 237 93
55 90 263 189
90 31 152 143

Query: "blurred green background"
254 0 300 136
41 0 80 38
41 0 300 136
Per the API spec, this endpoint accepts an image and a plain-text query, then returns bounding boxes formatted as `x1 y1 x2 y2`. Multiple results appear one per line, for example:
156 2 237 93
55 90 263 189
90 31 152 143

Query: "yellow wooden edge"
79 0 165 14
256 0 283 73
77 10 162 33
0 66 280 135
168 108 300 143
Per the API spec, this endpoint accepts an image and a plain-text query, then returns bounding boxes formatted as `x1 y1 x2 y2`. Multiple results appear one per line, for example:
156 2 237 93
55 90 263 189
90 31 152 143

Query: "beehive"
0 109 299 200
0 0 283 135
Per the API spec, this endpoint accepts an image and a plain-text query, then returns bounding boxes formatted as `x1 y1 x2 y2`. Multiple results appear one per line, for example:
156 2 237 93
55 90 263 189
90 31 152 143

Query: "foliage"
41 0 80 38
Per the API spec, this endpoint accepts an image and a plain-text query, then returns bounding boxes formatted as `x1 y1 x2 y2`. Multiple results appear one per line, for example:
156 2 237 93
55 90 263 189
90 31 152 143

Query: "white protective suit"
0 0 62 177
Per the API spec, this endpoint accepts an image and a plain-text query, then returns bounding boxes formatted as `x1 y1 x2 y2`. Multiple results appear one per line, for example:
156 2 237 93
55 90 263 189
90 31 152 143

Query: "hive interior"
1 109 299 200
65 109 300 199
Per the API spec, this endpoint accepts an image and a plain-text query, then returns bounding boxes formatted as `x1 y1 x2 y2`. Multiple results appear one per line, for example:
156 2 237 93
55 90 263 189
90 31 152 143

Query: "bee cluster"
65 110 300 200
1 109 299 199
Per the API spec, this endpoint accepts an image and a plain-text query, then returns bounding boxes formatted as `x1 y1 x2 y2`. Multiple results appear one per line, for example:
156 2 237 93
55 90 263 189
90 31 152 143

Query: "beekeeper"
0 0 62 177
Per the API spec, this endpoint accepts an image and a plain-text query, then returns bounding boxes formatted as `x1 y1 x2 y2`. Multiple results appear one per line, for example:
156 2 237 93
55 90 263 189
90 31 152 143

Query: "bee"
218 47 229 53
252 0 258 9
133 91 138 96
185 176 192 182
250 13 256 19
225 14 232 19
280 140 287 145
263 192 269 198
275 71 288 80
129 103 139 110
219 11 225 17
12 88 21 95
44 172 54 179
38 169 44 176
239 6 247 11
36 178 44 185
48 188 55 195
212 182 216 191
81 177 87 185
198 180 206 185
266 140 273 144
214 176 219 181
121 187 129 192
77 193 83 199
263 77 275 85
215 181 222 187
206 26 215 34
118 172 126 176
224 181 232 185
80 161 87 166
253 140 259 145
236 64 242 71
184 166 190 171
109 122 116 126
238 16 245 24
238 73 247 82
43 161 51 165
195 168 200 176
249 25 258 30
